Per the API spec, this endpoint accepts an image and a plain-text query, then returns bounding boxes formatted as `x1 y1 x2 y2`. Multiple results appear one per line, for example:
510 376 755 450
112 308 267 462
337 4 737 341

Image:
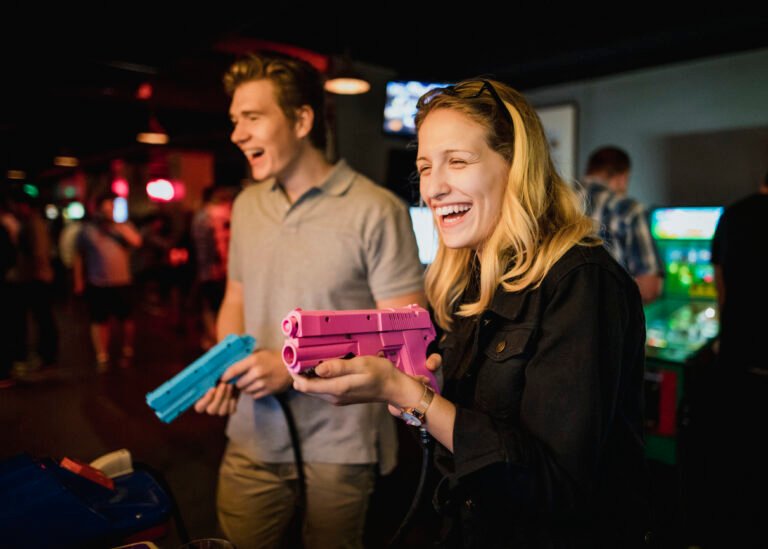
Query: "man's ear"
294 105 315 140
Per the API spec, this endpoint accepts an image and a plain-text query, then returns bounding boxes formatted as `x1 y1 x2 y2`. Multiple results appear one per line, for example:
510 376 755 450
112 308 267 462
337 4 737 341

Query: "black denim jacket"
433 245 651 548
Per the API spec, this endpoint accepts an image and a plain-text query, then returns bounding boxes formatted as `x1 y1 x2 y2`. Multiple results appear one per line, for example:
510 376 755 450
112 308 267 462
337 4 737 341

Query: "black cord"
387 427 433 547
276 392 307 514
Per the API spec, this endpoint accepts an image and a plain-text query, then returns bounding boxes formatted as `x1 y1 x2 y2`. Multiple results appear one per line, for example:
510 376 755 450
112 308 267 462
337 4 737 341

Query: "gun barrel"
282 312 300 337
145 334 256 423
283 340 357 373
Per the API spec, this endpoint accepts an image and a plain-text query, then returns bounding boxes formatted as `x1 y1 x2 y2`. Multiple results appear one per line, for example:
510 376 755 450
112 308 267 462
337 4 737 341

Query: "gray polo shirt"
226 159 425 469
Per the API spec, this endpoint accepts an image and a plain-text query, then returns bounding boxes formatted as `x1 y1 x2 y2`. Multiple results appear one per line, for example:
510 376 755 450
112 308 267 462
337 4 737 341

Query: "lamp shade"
137 114 168 145
324 55 370 95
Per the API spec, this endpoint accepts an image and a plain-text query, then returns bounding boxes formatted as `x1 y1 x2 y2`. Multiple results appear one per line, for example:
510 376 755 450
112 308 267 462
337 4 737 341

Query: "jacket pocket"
475 323 536 418
482 323 536 362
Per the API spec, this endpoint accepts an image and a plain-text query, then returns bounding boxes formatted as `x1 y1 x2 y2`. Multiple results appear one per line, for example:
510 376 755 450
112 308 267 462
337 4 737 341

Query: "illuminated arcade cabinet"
643 206 722 464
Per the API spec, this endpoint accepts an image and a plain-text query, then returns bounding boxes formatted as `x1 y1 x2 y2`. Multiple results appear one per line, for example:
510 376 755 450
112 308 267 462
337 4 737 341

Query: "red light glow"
137 83 153 100
112 178 130 198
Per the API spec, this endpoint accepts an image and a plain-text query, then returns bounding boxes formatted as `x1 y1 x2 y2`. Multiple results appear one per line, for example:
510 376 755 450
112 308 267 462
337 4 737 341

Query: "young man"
194 52 426 549
582 146 663 303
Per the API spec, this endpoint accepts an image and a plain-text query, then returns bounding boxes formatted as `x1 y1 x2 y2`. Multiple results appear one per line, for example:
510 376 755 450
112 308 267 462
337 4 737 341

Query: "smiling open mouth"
435 204 472 224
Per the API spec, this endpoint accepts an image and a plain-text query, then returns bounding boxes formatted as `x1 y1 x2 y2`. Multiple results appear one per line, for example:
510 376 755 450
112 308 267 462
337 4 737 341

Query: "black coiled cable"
387 427 433 547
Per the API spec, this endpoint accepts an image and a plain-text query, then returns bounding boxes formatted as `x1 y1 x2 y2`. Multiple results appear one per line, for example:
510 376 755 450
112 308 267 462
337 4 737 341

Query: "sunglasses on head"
417 79 513 126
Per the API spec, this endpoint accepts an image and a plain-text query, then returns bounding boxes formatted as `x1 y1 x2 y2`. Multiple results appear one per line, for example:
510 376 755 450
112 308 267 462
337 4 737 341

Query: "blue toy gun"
145 334 256 423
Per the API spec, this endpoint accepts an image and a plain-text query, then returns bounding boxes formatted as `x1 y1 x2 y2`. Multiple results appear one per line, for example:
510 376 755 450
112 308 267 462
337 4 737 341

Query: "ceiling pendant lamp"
324 53 370 95
137 114 169 145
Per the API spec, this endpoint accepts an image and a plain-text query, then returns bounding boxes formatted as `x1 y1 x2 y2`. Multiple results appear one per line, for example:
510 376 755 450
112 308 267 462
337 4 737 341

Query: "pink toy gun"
281 305 439 393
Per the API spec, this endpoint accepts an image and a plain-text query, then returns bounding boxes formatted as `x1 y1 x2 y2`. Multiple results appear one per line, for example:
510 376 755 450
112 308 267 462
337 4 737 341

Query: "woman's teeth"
435 204 472 225
435 204 471 216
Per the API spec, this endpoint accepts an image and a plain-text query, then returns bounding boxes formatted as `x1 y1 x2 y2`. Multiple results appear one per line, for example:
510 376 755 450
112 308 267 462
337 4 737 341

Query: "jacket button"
495 340 506 353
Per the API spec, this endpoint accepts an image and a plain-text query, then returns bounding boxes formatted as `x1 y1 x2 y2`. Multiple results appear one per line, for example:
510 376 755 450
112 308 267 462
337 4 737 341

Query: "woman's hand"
384 353 443 417
291 354 412 405
424 353 442 382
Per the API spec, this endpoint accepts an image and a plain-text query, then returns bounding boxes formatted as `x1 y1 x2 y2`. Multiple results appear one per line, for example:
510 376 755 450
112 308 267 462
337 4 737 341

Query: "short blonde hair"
224 52 327 151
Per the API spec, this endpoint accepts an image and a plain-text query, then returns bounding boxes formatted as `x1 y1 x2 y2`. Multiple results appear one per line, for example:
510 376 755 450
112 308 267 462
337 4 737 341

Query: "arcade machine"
643 206 722 465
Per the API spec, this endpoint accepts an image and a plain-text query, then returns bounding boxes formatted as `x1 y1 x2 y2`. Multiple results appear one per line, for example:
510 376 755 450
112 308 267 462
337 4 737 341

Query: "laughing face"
229 79 304 182
416 108 510 251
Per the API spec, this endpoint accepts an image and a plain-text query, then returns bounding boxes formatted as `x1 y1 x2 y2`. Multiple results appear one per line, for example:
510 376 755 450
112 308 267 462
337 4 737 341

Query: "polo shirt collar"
269 159 355 197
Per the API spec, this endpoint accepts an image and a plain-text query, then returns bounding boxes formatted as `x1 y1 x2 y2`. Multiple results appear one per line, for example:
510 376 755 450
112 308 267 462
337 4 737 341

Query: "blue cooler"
0 453 173 548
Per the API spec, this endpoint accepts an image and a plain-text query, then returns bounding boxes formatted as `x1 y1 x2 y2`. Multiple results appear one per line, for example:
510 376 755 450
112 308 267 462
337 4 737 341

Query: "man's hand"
225 349 293 399
193 382 239 416
193 349 293 416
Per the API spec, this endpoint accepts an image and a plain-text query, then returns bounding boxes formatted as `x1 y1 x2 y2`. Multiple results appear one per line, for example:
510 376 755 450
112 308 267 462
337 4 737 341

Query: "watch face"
401 411 422 427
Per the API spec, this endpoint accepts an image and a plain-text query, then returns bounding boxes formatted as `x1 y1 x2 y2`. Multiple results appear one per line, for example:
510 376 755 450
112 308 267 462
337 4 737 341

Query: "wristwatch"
400 384 435 427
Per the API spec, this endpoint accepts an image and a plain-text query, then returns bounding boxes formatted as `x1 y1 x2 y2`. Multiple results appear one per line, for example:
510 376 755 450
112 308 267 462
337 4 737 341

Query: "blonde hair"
416 80 599 330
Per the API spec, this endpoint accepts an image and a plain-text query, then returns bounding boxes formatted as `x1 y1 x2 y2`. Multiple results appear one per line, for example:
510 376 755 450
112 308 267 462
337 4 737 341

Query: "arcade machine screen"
384 81 451 136
644 207 722 363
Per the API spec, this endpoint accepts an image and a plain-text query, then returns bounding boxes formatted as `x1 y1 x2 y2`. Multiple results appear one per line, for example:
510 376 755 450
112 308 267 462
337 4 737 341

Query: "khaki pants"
217 441 376 549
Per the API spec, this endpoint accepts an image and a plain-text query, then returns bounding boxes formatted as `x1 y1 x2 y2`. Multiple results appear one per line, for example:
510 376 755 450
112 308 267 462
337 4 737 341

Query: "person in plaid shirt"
582 146 662 303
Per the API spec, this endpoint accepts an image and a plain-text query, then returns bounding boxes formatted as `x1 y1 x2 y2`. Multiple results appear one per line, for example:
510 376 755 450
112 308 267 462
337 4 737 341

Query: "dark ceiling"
2 11 767 182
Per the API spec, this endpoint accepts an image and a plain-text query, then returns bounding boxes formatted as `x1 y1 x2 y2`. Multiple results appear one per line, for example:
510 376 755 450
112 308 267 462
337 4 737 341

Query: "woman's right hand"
291 353 419 406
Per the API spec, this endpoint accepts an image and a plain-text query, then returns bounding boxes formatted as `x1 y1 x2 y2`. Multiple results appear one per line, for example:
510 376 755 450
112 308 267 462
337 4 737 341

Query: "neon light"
146 179 175 202
173 181 186 201
65 202 85 220
113 197 128 223
169 247 189 266
112 178 130 198
137 83 153 100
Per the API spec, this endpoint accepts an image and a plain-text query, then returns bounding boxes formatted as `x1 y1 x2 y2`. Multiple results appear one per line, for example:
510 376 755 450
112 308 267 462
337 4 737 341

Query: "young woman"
292 79 650 548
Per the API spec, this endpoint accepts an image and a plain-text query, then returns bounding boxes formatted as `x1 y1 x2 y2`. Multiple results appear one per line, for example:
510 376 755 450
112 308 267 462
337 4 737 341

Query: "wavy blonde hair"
416 80 599 330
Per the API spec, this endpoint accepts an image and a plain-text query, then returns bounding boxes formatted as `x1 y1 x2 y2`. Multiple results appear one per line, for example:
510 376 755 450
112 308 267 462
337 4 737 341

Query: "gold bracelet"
399 383 435 427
